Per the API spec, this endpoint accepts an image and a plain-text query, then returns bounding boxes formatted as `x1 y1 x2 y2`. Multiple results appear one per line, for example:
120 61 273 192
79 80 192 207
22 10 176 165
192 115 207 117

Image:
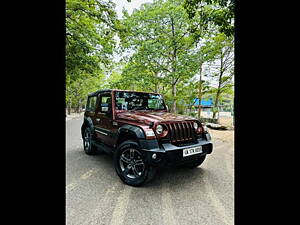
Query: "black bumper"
139 133 213 167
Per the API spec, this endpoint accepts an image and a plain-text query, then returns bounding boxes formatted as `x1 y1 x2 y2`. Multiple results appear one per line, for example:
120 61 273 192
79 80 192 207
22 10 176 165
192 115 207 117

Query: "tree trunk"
154 72 159 93
213 48 224 120
67 102 71 115
212 90 221 119
197 63 203 119
154 83 158 93
172 79 176 113
77 99 82 113
170 16 177 114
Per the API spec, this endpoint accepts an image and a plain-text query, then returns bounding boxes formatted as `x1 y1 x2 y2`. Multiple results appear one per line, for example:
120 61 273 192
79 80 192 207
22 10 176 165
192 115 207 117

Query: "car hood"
116 111 197 125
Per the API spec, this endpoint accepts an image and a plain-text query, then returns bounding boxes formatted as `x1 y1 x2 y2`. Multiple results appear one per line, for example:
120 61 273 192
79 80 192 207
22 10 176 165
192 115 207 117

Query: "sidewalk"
209 128 234 144
218 117 234 128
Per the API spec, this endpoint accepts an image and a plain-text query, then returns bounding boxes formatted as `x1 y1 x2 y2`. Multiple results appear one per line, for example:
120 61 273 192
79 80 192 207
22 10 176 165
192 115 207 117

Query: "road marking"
161 181 177 225
109 185 132 225
82 185 118 225
225 143 234 177
80 168 98 180
204 140 234 224
75 155 85 161
66 168 99 193
203 176 233 225
212 141 234 177
66 182 78 193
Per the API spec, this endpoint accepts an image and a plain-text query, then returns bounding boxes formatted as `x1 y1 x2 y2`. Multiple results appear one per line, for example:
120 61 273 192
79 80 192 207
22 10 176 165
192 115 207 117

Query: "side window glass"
87 96 97 112
116 97 127 110
100 94 111 113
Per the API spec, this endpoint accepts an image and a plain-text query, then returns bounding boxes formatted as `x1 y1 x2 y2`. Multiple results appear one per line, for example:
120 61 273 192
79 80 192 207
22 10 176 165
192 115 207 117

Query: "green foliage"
66 0 234 115
66 0 120 112
206 34 234 118
119 0 211 112
183 0 234 37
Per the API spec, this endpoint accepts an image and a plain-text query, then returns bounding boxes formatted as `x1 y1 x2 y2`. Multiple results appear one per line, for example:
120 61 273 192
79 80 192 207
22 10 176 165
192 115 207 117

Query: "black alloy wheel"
119 148 145 179
114 140 157 186
83 127 97 155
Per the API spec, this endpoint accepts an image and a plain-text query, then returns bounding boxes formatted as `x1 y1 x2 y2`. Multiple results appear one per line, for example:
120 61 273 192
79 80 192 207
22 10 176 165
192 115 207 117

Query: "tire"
185 155 206 168
83 127 98 155
114 140 157 187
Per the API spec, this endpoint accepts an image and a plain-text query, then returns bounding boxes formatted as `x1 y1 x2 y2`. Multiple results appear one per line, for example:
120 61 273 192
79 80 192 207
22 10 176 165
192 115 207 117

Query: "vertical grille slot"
186 122 191 139
167 123 174 140
182 122 187 140
165 121 196 143
174 123 179 141
178 122 183 141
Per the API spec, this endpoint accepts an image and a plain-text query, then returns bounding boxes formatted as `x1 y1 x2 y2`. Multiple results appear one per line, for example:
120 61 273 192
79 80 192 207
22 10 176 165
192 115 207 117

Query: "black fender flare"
81 116 95 138
117 124 146 145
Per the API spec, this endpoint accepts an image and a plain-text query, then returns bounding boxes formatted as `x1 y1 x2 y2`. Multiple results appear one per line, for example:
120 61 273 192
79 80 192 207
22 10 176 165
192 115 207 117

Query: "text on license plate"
183 146 203 157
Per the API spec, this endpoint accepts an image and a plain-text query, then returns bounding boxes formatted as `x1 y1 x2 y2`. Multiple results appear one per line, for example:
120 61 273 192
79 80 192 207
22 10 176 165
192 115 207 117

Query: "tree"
66 0 235 120
66 0 120 113
183 0 234 37
193 37 220 118
207 34 234 119
182 0 234 118
120 0 197 113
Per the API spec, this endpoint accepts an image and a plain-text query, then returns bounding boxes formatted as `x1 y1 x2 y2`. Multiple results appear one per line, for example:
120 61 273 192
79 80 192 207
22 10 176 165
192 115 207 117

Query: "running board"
91 140 115 155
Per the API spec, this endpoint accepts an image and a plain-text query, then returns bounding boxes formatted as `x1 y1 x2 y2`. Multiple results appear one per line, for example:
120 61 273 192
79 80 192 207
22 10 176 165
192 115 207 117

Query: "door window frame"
97 92 112 117
86 95 98 113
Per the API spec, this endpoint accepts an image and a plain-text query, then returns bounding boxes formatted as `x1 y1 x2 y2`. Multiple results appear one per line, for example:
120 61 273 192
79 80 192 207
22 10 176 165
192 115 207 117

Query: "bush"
189 112 196 117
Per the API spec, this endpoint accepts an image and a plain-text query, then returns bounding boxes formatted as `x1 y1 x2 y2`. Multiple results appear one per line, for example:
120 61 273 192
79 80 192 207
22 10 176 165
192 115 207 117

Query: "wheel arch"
116 124 146 147
81 117 95 139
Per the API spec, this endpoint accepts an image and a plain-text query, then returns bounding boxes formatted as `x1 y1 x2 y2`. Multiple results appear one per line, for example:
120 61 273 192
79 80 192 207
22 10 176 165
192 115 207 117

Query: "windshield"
115 91 166 111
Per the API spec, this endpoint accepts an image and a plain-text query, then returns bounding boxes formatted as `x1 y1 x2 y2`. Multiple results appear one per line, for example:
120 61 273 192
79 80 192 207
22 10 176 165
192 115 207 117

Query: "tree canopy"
66 0 234 118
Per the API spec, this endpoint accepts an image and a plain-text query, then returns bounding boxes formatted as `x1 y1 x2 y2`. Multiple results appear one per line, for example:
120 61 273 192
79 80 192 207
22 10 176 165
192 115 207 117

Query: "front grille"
164 121 196 143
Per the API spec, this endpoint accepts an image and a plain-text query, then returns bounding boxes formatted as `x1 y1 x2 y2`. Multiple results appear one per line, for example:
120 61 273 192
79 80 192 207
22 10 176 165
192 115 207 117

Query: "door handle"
96 118 100 122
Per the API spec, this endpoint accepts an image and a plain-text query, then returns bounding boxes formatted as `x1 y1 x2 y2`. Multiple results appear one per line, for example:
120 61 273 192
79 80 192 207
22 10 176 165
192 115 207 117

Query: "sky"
111 0 153 62
112 0 153 18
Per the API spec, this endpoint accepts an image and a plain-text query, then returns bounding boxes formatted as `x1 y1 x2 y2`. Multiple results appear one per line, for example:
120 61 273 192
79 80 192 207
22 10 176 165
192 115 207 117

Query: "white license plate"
183 146 203 157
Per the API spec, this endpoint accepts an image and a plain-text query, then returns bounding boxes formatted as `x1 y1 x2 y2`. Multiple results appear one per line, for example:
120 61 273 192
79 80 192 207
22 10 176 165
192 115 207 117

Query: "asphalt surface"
66 117 234 225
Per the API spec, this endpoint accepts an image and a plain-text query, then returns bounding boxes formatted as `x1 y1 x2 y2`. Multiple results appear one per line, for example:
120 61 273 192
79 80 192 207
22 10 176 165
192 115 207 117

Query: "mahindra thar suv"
81 89 213 186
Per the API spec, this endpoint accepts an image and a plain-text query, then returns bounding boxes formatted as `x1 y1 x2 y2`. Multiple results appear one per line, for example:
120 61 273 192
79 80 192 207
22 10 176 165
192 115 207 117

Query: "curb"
206 123 232 130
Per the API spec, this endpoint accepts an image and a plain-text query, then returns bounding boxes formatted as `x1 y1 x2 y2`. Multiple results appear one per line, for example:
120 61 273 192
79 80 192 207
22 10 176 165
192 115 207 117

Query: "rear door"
94 92 114 146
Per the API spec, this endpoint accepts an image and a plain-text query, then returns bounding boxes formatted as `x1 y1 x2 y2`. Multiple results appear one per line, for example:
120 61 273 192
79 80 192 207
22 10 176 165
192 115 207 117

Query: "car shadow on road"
74 149 209 189
143 166 207 189
91 150 115 166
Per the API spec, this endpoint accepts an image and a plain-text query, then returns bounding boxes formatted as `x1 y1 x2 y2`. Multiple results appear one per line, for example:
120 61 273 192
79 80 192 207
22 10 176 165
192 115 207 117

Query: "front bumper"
139 133 213 167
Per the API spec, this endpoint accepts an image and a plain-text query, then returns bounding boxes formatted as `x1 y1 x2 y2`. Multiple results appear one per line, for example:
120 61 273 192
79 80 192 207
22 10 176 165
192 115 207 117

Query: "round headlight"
193 122 198 130
156 125 163 134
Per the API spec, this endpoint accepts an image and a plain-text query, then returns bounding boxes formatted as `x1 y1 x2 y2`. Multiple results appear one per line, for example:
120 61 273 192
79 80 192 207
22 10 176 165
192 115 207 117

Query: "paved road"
66 117 234 225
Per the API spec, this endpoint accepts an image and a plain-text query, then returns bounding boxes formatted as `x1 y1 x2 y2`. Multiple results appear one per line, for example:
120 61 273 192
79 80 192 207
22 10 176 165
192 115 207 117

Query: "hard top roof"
88 89 161 97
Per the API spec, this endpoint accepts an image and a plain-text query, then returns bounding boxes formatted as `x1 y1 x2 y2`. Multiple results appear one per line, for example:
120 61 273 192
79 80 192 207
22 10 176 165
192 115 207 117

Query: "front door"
85 95 97 124
94 92 114 146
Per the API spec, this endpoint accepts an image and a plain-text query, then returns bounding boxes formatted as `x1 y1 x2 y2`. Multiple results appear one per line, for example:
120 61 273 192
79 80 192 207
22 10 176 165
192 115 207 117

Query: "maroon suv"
81 89 213 186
